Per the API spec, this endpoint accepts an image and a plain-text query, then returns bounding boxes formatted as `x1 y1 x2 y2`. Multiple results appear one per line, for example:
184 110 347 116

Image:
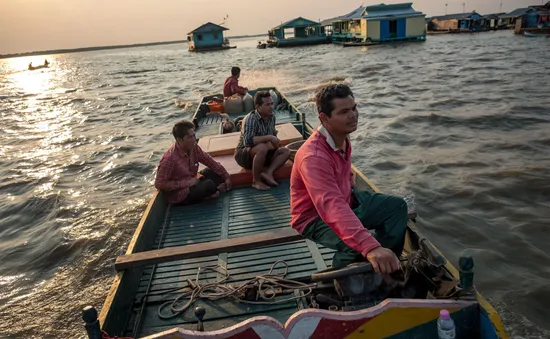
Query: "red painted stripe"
229 327 262 339
310 317 374 338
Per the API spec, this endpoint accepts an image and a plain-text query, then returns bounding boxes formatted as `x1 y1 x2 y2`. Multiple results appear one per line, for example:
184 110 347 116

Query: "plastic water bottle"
437 309 456 339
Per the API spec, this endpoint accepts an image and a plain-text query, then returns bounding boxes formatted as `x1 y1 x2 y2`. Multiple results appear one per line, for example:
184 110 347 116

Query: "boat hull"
140 299 504 339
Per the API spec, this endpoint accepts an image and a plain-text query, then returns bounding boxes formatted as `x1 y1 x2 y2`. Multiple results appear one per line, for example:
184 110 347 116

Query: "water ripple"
0 31 549 338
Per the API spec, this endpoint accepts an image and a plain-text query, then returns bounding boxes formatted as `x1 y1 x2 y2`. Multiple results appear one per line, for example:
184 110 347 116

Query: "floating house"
428 11 485 32
501 2 550 34
267 17 330 47
499 8 537 28
484 13 506 30
530 1 550 25
324 3 426 44
187 22 235 52
327 6 367 44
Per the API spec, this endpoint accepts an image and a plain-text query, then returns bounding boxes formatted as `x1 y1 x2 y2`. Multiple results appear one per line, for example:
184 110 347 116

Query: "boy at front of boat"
154 120 232 205
290 84 408 274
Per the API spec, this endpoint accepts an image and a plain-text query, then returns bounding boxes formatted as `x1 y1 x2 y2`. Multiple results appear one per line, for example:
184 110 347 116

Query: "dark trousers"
302 190 408 269
179 169 224 205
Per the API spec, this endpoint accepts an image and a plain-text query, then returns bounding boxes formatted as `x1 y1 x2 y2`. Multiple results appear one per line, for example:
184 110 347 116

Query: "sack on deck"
224 95 244 115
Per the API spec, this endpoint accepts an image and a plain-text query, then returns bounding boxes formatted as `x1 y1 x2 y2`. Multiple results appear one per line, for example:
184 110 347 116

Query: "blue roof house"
323 3 426 44
359 3 427 42
268 17 330 47
187 22 235 52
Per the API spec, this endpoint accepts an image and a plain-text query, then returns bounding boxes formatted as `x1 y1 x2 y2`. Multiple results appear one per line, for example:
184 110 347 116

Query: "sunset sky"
0 0 533 54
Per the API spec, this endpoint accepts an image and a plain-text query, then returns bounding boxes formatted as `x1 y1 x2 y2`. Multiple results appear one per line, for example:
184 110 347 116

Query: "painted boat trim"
142 299 477 339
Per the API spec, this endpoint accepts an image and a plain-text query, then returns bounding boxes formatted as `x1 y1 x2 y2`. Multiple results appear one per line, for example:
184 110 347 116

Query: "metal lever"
195 306 206 332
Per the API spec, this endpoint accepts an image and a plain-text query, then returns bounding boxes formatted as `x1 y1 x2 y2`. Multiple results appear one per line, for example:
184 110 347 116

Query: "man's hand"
224 177 232 191
366 247 400 275
187 177 199 187
270 135 280 148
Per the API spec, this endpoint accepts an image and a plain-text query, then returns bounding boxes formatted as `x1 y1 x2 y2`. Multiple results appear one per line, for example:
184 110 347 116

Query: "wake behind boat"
84 88 509 339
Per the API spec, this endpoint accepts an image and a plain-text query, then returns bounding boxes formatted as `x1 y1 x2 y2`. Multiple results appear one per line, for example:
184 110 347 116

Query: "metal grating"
155 198 224 248
228 181 291 238
198 115 223 126
196 110 296 139
126 180 328 337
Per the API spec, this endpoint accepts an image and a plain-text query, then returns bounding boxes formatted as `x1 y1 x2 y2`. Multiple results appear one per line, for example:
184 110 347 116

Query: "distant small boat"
524 31 549 37
342 41 379 47
28 64 49 70
28 60 49 70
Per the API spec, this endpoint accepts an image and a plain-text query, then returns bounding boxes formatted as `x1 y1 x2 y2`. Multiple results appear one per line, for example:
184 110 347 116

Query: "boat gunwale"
99 190 165 332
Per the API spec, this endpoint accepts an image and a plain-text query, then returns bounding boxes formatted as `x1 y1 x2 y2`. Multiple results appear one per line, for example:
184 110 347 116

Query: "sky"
0 0 534 55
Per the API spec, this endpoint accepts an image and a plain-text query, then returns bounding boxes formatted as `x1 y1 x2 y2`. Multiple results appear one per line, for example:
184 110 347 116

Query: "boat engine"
310 247 458 311
311 263 397 311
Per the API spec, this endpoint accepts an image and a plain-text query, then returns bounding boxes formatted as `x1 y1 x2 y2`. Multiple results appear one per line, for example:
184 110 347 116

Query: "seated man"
155 120 232 205
234 91 291 191
223 66 248 98
290 84 408 274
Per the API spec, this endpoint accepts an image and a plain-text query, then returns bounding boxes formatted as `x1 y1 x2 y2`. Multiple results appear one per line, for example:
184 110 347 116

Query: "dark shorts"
179 168 224 205
234 147 276 170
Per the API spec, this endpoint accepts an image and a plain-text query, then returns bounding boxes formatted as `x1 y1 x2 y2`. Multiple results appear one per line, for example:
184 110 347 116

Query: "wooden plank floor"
125 180 335 337
196 110 296 139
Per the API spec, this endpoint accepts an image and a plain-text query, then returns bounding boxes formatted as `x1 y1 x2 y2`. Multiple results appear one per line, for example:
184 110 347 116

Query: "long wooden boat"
28 64 49 70
86 88 509 339
342 41 380 47
524 31 550 38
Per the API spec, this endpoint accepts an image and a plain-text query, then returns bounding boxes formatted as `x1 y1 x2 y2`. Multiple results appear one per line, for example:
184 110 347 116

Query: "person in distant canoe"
223 66 248 98
290 84 408 275
234 91 291 191
155 120 232 205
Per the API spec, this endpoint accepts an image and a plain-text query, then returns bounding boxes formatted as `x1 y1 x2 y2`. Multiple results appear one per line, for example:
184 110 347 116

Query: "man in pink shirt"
290 84 407 274
223 67 248 98
155 120 231 205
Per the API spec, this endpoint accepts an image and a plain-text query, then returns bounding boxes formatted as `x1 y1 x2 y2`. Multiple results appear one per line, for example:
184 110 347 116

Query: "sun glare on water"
4 56 56 94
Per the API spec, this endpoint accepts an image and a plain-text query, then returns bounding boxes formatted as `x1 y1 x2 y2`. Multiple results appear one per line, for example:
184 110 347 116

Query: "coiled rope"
155 260 316 319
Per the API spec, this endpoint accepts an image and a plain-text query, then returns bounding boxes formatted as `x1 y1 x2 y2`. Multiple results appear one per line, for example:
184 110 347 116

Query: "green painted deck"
196 109 297 139
125 180 335 337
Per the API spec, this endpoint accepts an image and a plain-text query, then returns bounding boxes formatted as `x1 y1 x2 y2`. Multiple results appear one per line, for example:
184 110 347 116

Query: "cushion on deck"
197 123 303 157
199 155 293 187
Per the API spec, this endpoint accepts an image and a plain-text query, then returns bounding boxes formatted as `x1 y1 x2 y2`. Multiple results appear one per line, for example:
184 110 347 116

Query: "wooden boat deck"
124 180 343 337
196 109 297 139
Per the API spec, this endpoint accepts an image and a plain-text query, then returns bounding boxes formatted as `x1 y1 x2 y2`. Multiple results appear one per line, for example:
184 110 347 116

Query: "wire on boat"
156 260 316 320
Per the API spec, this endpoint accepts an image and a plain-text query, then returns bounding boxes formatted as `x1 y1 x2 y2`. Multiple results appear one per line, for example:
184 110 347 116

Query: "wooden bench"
197 122 303 157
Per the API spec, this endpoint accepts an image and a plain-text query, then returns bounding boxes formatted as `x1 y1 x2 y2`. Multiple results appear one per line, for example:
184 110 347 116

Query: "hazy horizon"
1 0 533 55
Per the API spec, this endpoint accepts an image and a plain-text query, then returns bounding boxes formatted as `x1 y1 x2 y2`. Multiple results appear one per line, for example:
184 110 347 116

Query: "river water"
0 31 549 338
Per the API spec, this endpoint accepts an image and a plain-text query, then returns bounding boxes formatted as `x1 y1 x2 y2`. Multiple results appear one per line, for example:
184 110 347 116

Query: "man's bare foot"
205 191 220 200
261 172 278 186
217 183 227 193
252 182 270 191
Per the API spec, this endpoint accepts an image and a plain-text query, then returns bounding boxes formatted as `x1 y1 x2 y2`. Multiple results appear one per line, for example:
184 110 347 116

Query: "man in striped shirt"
234 91 291 190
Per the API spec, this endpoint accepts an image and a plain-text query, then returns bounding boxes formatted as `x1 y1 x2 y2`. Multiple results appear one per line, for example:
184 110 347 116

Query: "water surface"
1 31 549 338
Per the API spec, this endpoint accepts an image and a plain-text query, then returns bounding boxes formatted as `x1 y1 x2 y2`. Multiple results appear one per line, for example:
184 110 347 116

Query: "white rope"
157 260 316 319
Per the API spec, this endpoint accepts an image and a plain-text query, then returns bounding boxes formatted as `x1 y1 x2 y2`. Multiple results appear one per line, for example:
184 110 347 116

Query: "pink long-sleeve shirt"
290 126 381 257
154 143 229 204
